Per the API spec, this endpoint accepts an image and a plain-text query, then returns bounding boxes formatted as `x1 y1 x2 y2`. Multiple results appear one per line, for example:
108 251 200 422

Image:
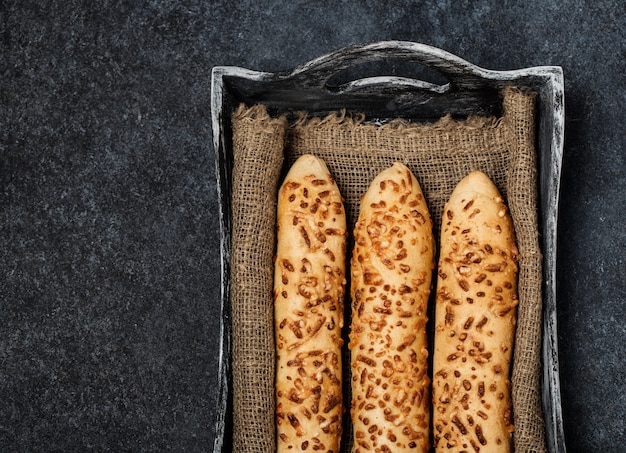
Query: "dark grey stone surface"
1 1 623 451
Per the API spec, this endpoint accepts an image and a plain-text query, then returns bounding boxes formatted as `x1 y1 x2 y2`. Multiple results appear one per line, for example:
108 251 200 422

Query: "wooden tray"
211 41 565 453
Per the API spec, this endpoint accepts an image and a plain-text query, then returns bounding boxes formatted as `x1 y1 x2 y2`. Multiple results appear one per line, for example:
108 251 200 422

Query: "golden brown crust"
349 162 434 453
274 154 347 453
432 171 518 453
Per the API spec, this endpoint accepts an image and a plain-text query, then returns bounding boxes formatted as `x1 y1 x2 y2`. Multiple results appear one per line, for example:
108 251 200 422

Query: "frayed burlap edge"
230 104 287 453
503 90 547 453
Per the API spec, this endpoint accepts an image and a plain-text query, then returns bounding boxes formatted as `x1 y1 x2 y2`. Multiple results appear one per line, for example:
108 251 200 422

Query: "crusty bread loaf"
274 154 347 453
432 171 519 452
349 162 434 453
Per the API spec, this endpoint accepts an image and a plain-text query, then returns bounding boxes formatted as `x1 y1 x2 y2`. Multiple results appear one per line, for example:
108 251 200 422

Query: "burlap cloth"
228 86 546 452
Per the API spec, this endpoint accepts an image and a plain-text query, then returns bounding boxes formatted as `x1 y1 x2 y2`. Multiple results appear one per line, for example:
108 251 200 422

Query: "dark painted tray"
210 41 565 453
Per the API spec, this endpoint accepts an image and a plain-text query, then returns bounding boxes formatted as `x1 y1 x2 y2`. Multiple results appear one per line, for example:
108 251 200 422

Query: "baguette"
432 171 518 452
350 162 434 452
274 154 347 453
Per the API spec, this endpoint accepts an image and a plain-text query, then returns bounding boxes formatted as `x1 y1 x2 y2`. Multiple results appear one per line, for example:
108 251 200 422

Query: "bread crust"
432 171 518 453
274 154 347 453
349 162 434 453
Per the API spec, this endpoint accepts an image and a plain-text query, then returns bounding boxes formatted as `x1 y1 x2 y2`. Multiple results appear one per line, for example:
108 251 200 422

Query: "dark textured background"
1 1 624 451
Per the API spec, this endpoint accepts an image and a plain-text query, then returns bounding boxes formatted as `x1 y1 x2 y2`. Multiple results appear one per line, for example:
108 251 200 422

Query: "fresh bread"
432 171 519 452
349 162 434 452
274 154 347 453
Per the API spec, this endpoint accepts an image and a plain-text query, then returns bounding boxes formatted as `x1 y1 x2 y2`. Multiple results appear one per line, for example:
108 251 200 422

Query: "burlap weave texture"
229 86 546 452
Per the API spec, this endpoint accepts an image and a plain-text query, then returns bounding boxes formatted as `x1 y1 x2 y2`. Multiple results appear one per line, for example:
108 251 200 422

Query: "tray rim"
210 40 565 453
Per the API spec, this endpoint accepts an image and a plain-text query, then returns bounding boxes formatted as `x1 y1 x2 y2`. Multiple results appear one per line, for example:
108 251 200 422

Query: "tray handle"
287 41 491 93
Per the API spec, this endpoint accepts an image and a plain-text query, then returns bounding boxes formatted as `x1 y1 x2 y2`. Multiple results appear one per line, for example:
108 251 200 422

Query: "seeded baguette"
432 171 519 452
350 162 434 453
274 154 347 453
